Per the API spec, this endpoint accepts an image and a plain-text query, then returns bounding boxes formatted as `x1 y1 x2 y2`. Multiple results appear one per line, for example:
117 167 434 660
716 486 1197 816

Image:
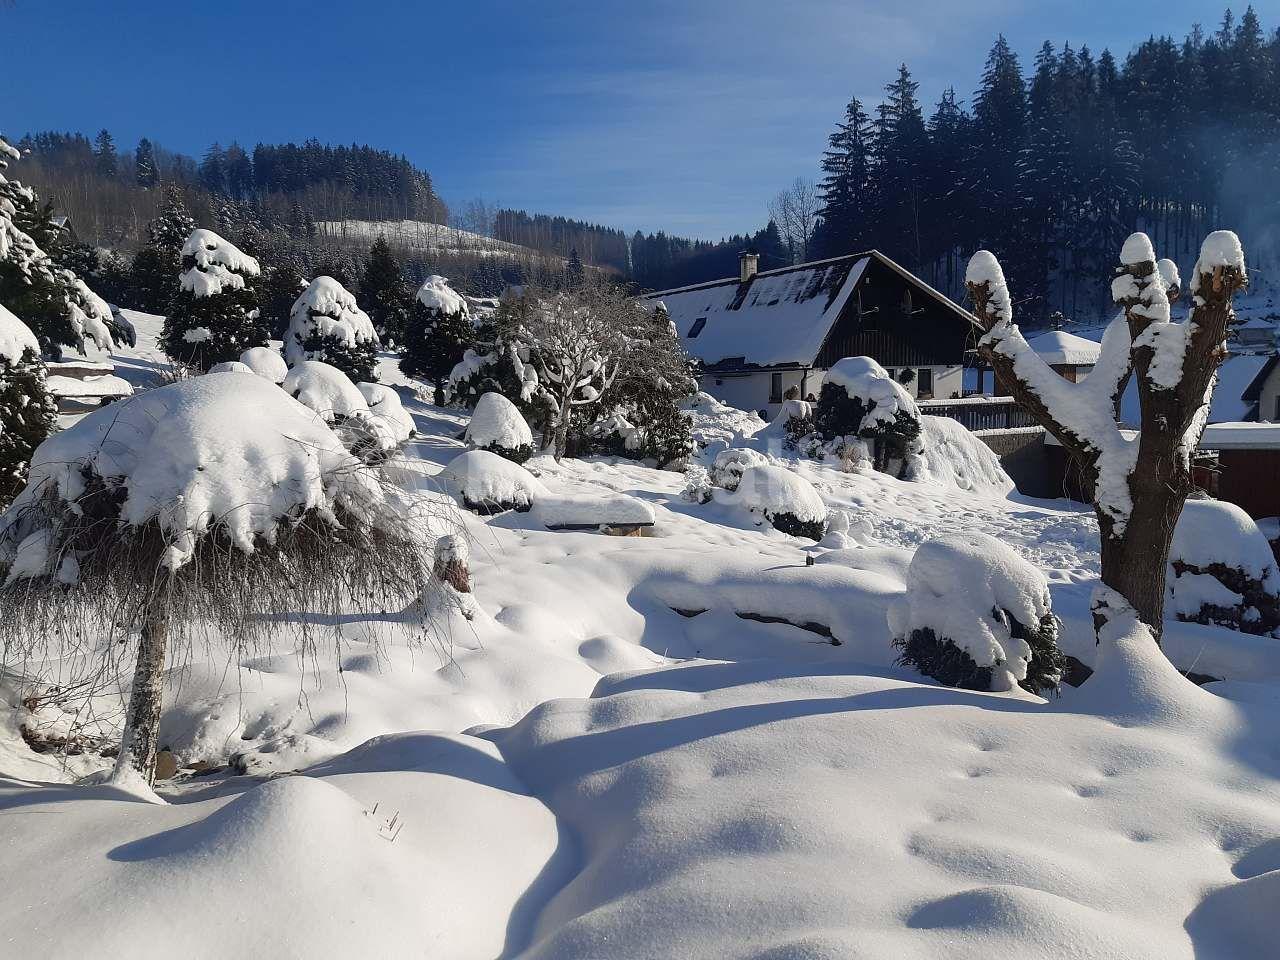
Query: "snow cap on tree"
415 275 469 317
0 301 39 362
179 229 260 298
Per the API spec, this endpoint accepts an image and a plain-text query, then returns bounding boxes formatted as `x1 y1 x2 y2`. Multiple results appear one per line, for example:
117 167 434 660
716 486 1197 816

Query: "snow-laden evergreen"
161 228 267 370
401 275 473 404
285 275 379 383
732 463 826 539
0 303 56 506
465 391 534 463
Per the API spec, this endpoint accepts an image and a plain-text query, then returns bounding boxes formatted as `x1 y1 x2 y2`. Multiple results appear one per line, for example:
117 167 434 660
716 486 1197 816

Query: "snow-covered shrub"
814 357 923 477
239 345 288 383
161 229 267 371
285 276 379 383
439 449 547 515
1169 498 1280 636
358 383 416 446
283 361 404 463
680 464 714 504
681 391 765 460
0 303 56 506
0 135 118 356
752 398 823 458
889 533 1065 695
208 360 254 375
711 447 770 492
0 373 432 782
402 275 473 404
465 392 534 464
734 464 826 540
914 416 1015 495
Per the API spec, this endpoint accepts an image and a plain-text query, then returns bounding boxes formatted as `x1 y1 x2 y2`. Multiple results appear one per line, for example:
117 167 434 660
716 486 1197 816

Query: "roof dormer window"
689 317 707 338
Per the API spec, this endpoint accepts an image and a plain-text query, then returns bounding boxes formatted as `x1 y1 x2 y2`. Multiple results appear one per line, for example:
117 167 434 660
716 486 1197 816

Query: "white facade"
699 363 965 419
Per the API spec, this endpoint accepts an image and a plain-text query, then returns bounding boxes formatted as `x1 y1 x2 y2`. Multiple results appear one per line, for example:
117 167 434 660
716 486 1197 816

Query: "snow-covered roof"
1023 330 1101 366
648 255 868 368
1199 422 1280 450
646 250 978 370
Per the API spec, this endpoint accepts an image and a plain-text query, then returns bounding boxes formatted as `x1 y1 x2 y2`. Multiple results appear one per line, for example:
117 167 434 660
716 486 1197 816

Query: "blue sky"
2 0 1238 239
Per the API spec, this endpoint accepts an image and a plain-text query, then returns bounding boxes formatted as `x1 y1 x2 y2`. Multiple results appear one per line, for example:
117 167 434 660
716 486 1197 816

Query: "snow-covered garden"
3 124 1280 958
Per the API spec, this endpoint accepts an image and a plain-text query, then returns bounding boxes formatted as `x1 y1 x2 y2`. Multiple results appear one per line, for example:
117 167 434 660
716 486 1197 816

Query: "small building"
1231 316 1276 351
1023 330 1100 382
646 250 981 417
1241 353 1280 423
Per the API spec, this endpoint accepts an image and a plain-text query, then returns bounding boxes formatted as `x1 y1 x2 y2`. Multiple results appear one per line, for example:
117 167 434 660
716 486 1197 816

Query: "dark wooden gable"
815 256 976 369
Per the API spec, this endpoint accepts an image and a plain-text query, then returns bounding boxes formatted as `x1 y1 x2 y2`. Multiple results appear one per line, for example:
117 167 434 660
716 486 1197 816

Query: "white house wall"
700 363 966 418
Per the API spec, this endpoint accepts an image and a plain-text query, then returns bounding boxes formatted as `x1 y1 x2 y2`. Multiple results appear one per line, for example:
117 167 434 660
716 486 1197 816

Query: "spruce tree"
970 36 1028 255
93 129 118 179
0 303 56 507
135 138 159 188
871 64 929 269
161 228 267 370
360 235 410 344
401 276 474 404
285 275 380 382
566 247 585 287
812 95 874 258
131 185 196 314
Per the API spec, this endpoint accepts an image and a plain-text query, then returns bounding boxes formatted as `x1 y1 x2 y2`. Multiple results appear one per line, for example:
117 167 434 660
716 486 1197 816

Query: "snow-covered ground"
4 315 1280 958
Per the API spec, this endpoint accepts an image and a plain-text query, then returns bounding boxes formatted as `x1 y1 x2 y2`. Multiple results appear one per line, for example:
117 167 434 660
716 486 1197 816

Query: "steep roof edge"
1241 353 1280 402
644 249 983 333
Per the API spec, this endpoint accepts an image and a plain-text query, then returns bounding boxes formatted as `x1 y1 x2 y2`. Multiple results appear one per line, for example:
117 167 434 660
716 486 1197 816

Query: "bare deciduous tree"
769 177 819 263
965 231 1246 641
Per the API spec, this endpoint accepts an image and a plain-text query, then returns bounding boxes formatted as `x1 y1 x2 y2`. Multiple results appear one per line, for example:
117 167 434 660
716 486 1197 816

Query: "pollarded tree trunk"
112 600 169 785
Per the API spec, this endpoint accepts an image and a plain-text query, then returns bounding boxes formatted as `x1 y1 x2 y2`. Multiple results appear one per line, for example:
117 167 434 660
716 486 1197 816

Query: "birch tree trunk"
112 599 169 785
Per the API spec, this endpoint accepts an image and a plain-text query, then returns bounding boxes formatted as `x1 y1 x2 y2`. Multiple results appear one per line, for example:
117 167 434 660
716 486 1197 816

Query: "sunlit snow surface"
2 311 1279 958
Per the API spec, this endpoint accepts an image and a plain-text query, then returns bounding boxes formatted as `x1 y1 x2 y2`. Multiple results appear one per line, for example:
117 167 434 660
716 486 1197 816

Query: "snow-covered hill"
3 322 1280 958
317 219 558 262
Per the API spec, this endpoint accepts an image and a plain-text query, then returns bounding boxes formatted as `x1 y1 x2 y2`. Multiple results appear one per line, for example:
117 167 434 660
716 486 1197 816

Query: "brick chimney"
739 250 759 283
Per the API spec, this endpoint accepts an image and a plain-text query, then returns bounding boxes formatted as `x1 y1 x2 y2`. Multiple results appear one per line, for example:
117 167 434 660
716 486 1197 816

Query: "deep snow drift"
3 313 1280 959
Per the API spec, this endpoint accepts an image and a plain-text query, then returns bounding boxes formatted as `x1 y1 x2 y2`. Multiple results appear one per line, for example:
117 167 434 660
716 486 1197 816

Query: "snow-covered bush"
752 398 822 458
680 464 714 504
681 391 765 460
358 383 416 447
0 373 432 783
285 276 379 383
283 361 405 463
711 447 770 492
240 345 288 383
0 303 56 506
733 464 826 540
814 357 923 477
0 135 117 356
439 449 547 515
465 392 534 464
161 229 266 371
1169 497 1280 636
209 360 254 375
402 275 473 404
915 416 1015 495
889 533 1065 695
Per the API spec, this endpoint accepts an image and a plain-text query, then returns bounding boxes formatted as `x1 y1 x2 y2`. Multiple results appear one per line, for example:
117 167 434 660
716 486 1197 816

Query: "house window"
770 372 784 403
918 368 933 397
1274 395 1280 422
689 317 707 338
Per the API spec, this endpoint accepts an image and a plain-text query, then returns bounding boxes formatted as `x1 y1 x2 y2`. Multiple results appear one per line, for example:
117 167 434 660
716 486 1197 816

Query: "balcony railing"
918 396 1039 431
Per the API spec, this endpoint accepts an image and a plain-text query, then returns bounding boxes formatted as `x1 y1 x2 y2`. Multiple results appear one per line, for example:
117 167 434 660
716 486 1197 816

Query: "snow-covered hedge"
465 392 534 464
751 398 821 457
1170 498 1280 636
710 447 770 492
814 357 923 477
889 532 1065 694
439 449 547 515
734 464 826 540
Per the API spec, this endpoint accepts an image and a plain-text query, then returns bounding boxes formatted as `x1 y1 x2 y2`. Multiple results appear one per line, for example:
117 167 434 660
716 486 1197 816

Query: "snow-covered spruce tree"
285 276 380 383
0 304 56 507
161 229 267 371
0 373 433 786
1168 497 1280 636
361 235 411 345
0 134 117 358
812 356 922 476
401 275 473 404
130 184 197 315
965 231 1246 642
890 533 1066 695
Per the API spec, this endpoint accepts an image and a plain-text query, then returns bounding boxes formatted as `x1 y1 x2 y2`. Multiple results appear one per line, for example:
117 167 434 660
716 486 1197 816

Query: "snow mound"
888 532 1053 691
440 449 548 514
466 392 533 453
1172 498 1280 586
823 355 919 425
283 360 370 421
179 229 259 298
1 373 384 571
415 275 469 316
358 382 416 443
917 416 1015 495
239 346 288 383
533 492 655 530
285 276 378 366
208 360 253 375
683 392 765 458
0 302 38 363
